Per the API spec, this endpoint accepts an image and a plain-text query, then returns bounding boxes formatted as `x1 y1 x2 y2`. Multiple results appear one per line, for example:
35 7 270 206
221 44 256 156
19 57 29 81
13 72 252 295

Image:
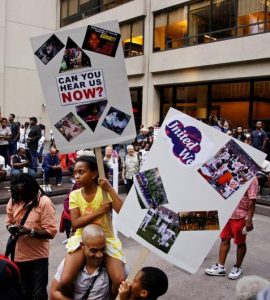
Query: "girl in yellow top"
60 155 126 298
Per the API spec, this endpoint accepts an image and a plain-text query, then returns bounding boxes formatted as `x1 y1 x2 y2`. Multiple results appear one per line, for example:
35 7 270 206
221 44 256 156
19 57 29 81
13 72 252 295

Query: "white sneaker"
205 264 226 276
228 266 242 280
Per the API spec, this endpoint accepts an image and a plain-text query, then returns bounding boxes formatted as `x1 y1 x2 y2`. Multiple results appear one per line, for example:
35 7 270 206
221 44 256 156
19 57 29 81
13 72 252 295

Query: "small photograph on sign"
35 34 64 65
133 168 168 209
179 210 220 231
55 112 85 142
76 100 108 132
102 107 131 135
137 206 180 254
82 25 120 57
59 37 91 73
198 139 260 199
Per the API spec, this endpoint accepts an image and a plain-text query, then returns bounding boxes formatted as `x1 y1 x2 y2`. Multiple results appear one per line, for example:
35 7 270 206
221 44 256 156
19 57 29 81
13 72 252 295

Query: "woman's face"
236 126 243 134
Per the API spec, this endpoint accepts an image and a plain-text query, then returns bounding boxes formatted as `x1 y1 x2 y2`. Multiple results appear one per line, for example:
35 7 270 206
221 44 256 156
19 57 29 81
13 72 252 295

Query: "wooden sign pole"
95 147 113 237
95 147 150 299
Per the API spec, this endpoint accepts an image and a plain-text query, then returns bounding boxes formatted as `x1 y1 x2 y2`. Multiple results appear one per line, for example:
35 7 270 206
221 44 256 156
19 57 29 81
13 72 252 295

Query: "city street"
0 203 269 299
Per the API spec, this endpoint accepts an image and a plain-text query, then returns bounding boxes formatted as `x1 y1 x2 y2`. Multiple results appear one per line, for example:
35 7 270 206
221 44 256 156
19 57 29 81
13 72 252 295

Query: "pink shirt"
231 177 258 219
6 195 57 262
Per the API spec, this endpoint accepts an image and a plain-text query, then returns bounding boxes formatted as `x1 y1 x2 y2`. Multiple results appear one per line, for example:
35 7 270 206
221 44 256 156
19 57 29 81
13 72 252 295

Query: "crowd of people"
1 113 270 300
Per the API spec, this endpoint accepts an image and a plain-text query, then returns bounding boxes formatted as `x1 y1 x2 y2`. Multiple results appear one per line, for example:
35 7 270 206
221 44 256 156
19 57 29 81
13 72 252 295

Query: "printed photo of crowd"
35 34 64 65
134 167 168 209
102 107 131 135
198 139 260 199
179 210 220 231
59 37 91 73
55 112 85 142
137 206 180 254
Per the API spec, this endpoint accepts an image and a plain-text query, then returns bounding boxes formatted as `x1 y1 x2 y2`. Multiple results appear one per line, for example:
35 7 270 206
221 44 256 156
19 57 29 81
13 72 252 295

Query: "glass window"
211 82 250 127
161 87 173 120
253 81 270 120
154 13 167 51
211 0 236 39
69 0 79 16
130 88 143 131
237 0 265 36
120 19 144 58
189 1 211 45
167 7 188 49
131 19 144 56
175 85 208 119
60 0 132 27
61 0 68 19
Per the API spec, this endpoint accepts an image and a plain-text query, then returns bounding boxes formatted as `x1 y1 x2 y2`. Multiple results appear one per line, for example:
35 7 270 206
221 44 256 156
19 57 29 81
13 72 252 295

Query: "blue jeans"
28 148 39 173
11 168 36 178
9 140 17 156
16 258 48 300
44 168 62 185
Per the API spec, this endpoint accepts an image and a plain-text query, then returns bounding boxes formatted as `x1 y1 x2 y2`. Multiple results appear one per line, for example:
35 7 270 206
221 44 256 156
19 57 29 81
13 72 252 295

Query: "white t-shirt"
0 126 11 145
55 259 111 300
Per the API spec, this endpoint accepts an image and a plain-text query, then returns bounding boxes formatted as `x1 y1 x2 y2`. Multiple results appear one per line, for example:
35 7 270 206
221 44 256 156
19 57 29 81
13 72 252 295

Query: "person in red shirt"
205 176 258 280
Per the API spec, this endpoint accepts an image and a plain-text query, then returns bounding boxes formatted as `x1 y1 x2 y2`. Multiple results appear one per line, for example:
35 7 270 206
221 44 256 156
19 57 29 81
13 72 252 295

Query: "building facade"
1 0 270 134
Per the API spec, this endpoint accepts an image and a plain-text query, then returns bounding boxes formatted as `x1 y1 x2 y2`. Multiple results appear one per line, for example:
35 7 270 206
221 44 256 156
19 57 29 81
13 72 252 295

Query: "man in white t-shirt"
50 224 112 300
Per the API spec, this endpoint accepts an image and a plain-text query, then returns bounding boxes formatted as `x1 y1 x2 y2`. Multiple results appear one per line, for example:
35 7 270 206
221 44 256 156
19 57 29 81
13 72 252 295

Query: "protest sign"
118 108 266 273
31 20 136 153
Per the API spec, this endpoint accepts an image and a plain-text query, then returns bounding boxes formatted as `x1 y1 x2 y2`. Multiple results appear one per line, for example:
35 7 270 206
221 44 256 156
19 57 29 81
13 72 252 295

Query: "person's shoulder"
39 194 54 208
70 188 82 196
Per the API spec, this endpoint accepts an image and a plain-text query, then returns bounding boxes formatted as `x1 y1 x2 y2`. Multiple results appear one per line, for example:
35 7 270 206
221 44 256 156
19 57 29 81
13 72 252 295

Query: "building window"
154 7 188 51
130 88 143 131
60 0 133 27
154 0 269 51
160 79 270 129
253 80 270 121
237 0 266 37
211 82 250 127
120 19 144 58
188 1 211 45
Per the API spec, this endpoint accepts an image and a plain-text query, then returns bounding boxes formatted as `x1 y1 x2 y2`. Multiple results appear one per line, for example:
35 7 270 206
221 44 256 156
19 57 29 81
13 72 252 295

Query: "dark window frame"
60 0 134 27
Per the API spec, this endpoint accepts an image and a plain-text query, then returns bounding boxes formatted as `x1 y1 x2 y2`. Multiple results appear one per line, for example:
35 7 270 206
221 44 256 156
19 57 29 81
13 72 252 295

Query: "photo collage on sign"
134 168 168 209
179 210 220 231
135 167 179 254
34 25 130 142
54 112 85 142
137 206 180 254
198 139 260 199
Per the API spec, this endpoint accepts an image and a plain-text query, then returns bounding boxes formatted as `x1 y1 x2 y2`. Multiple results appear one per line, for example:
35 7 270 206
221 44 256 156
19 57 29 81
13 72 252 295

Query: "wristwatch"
29 228 35 237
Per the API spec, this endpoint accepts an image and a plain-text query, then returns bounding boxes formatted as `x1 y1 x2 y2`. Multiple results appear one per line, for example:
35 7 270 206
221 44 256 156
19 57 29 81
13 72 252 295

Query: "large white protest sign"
31 21 136 153
118 108 266 274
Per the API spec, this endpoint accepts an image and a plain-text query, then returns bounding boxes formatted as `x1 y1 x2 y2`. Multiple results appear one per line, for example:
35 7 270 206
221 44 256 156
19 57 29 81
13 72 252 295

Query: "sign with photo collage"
118 108 266 273
31 21 136 153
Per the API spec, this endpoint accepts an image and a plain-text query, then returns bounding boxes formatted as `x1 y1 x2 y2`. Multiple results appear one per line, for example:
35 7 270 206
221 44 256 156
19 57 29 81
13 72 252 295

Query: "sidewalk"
0 203 269 299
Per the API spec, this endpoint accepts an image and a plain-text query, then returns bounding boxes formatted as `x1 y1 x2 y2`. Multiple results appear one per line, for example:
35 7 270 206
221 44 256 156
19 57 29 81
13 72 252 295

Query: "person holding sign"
205 176 258 280
60 155 126 298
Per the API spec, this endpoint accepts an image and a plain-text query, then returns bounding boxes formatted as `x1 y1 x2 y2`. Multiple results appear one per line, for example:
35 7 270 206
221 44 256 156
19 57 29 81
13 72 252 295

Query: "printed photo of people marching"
179 210 220 231
133 167 168 209
198 139 260 199
137 206 180 254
